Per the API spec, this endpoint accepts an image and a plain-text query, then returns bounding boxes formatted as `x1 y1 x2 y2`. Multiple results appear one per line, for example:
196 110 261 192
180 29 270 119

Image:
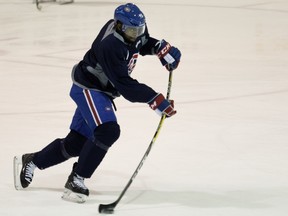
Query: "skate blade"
13 156 23 190
61 189 87 203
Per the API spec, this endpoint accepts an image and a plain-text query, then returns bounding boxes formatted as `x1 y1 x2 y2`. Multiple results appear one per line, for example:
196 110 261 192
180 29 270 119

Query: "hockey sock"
33 138 69 170
75 122 120 178
33 130 87 169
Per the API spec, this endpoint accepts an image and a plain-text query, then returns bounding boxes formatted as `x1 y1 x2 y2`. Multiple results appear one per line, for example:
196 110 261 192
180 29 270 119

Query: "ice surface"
0 0 288 215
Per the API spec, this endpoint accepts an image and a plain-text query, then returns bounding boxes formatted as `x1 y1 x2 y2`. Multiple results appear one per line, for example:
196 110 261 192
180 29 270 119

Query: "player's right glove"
148 93 176 117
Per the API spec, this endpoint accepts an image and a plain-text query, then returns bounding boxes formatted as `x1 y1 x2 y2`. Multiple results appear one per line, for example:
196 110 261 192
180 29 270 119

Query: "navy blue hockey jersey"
72 19 160 103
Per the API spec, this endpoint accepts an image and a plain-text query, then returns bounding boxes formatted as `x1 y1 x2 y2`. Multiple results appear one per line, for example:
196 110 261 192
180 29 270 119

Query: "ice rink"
1 0 288 215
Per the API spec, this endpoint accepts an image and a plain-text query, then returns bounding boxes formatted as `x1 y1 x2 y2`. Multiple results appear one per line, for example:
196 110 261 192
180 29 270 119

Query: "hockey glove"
157 40 181 71
148 93 176 117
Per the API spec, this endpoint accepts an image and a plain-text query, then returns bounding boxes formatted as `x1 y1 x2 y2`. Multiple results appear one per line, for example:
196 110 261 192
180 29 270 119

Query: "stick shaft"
99 71 174 212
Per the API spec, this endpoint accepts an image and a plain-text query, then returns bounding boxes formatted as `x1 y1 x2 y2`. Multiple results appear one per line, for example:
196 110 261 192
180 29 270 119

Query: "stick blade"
98 203 116 214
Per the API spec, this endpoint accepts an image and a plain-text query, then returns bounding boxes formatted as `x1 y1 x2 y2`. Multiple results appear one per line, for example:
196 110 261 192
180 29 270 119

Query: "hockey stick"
98 70 174 214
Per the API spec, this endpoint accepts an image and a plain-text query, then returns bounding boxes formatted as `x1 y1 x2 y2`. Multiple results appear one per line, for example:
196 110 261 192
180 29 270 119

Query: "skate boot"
13 153 36 190
62 163 89 203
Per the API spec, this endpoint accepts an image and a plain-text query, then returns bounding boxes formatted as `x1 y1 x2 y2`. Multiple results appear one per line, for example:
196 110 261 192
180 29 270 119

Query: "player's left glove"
156 39 181 71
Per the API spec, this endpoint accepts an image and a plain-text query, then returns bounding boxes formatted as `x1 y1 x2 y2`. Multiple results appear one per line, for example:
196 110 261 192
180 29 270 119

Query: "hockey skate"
62 163 89 203
13 153 36 190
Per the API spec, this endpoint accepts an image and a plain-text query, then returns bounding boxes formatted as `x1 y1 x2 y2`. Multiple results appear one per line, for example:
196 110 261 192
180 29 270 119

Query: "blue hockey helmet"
114 3 146 42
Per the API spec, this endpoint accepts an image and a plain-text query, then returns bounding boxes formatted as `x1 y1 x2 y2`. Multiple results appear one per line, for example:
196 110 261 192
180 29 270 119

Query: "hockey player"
14 3 181 203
